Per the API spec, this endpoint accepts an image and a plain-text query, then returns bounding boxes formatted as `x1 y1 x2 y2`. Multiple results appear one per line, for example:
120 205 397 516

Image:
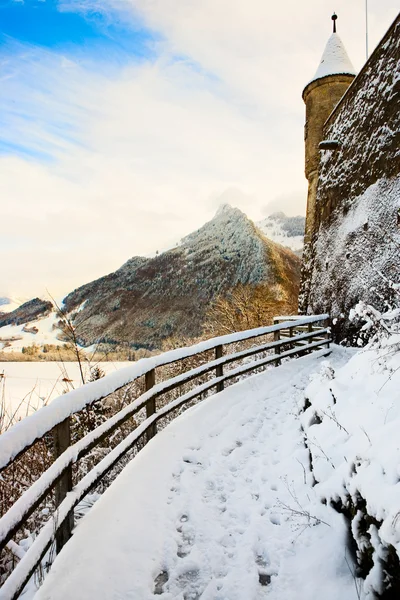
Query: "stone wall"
303 75 354 246
300 13 400 329
303 75 355 181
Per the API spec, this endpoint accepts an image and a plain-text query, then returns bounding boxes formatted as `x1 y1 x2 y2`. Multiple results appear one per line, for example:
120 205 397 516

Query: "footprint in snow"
269 514 281 525
255 549 269 569
177 546 188 558
153 570 169 595
221 446 236 456
175 568 202 600
259 573 272 586
176 517 195 558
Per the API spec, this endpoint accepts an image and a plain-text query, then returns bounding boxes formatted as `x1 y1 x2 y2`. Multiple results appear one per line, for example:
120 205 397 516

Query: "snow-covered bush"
349 300 400 348
330 273 400 347
301 334 400 598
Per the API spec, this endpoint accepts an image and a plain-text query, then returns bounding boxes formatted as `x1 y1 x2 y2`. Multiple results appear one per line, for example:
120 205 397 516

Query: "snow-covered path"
35 349 356 600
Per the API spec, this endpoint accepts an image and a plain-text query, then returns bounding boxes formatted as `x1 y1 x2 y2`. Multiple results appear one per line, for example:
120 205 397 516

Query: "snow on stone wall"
308 175 400 318
300 14 400 323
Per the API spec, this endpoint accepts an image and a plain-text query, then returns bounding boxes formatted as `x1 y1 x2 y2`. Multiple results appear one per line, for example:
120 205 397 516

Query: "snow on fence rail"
0 315 330 600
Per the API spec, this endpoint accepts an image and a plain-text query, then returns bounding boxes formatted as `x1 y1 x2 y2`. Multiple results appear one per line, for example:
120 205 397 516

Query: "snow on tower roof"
311 32 356 83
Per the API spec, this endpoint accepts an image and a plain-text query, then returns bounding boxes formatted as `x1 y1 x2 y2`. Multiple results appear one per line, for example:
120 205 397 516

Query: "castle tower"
303 14 356 244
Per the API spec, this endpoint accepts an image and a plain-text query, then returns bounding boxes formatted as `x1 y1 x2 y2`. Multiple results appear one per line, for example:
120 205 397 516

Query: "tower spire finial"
332 12 338 33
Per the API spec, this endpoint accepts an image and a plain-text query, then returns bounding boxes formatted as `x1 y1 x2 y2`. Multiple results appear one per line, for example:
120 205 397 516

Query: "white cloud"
1 0 398 297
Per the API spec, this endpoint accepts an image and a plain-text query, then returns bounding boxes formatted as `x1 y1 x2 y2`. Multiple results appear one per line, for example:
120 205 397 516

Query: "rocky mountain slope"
63 205 301 349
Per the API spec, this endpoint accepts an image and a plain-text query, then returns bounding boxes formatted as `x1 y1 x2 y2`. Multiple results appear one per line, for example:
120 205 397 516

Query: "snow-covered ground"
302 330 400 597
0 361 131 424
34 348 357 600
0 312 64 353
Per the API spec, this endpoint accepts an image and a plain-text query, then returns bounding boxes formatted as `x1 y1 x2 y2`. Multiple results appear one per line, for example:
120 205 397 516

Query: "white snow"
0 297 28 314
301 333 400 597
31 348 355 600
256 215 304 253
0 361 131 425
310 33 356 84
0 312 63 353
307 175 400 316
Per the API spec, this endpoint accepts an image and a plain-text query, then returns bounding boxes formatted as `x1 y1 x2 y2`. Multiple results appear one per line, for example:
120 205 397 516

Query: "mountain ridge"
63 205 301 349
0 205 302 353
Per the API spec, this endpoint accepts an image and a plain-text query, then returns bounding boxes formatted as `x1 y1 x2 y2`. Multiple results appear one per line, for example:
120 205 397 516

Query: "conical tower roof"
310 32 356 84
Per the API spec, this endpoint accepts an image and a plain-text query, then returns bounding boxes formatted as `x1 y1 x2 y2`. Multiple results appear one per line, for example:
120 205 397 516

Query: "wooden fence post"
53 417 73 554
145 369 156 443
215 345 224 392
289 327 294 350
273 330 281 366
325 318 331 349
308 322 313 353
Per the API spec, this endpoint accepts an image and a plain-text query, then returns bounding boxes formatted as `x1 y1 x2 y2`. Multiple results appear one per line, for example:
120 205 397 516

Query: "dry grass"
0 345 137 363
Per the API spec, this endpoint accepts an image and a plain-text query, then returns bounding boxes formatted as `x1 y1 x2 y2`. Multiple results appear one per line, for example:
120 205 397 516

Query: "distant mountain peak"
61 207 301 349
257 212 305 254
0 296 29 314
0 298 53 328
215 203 243 217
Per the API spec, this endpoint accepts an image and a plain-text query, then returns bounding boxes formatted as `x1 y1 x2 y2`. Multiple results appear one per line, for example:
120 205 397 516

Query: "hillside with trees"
63 205 300 350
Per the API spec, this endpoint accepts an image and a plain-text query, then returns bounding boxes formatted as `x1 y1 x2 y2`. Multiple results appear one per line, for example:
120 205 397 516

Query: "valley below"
0 361 131 425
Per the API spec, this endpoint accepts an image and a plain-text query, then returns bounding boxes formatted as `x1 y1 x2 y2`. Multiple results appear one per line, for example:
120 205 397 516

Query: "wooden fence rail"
0 315 330 600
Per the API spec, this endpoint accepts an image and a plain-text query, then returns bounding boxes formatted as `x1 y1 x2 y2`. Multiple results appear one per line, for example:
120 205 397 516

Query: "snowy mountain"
256 212 304 254
0 311 65 353
0 206 301 353
0 298 53 328
0 298 62 353
63 205 301 349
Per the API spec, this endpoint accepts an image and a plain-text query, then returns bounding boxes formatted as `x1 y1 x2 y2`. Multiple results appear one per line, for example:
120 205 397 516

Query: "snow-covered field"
34 349 357 600
0 312 63 353
0 361 131 424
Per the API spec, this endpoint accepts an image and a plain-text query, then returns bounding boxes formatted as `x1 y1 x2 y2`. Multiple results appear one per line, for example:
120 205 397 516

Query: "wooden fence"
0 315 330 599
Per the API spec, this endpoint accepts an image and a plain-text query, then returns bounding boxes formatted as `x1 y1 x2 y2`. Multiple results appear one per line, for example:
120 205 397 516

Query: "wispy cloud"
1 0 398 296
2 44 299 296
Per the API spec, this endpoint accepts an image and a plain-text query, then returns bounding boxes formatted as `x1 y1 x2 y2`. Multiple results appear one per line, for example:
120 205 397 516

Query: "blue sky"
1 0 399 296
0 0 162 160
0 0 157 60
